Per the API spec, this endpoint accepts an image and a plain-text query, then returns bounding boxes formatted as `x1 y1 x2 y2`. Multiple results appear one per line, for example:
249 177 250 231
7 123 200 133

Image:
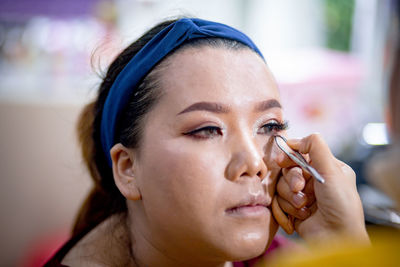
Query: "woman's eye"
258 120 288 135
184 126 223 139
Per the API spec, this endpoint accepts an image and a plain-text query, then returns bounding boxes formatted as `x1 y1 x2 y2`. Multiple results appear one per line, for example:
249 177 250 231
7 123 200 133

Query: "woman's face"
129 46 284 263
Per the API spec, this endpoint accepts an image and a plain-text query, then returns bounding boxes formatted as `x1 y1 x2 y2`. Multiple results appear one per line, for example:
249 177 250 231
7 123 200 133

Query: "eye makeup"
258 120 288 135
183 117 288 140
274 135 325 184
183 126 223 139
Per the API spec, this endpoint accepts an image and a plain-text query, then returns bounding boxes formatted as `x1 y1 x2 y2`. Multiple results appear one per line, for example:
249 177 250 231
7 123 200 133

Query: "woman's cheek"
263 136 283 196
148 140 226 199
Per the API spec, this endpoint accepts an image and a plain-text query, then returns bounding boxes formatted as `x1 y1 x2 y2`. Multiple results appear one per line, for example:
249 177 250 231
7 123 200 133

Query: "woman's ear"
110 143 141 201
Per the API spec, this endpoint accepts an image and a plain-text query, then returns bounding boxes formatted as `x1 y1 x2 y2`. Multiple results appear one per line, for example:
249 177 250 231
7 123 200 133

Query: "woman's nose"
225 135 268 181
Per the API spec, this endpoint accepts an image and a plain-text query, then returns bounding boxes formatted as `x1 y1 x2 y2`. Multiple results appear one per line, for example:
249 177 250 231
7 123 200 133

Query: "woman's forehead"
158 46 280 108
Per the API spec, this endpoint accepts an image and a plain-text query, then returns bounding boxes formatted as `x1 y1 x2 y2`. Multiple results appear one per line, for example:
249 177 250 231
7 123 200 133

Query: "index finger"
286 133 337 175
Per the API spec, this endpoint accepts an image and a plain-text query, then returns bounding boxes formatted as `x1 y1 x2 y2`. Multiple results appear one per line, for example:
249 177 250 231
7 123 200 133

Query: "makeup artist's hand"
272 165 314 235
273 133 369 243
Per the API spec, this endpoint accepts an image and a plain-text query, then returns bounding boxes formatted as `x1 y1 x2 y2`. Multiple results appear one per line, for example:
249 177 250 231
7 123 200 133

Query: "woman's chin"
225 220 279 261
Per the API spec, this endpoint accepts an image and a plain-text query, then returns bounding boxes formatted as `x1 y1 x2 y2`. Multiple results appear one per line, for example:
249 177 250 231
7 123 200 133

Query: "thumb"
286 133 337 177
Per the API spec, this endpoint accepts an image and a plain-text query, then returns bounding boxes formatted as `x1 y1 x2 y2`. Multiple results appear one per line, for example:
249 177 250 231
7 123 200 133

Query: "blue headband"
101 18 264 166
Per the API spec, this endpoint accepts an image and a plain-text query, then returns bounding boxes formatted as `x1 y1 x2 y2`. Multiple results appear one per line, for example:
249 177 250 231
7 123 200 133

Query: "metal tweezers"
274 135 325 184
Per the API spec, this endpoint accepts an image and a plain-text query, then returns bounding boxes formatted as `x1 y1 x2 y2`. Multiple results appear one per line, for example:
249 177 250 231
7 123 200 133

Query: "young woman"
46 18 368 267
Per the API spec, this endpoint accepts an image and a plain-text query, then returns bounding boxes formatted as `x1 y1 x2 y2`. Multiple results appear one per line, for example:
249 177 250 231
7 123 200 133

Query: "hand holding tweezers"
274 135 325 184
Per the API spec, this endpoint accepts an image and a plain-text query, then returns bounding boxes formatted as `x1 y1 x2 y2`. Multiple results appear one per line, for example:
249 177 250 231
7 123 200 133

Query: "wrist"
343 224 370 245
301 224 370 246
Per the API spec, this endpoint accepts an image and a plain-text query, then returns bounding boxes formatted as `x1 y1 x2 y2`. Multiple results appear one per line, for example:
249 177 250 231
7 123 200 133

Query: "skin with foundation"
111 47 284 266
63 44 368 267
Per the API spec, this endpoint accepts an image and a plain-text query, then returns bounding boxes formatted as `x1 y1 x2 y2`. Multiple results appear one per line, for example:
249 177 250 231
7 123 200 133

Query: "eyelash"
184 120 288 140
184 126 223 140
258 120 289 135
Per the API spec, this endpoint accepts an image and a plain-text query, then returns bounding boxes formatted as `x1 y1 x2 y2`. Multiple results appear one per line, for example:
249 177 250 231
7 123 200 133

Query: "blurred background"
0 0 398 266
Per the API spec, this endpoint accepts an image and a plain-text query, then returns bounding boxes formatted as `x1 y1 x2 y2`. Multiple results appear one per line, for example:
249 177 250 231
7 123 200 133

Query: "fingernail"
292 192 306 208
298 207 311 219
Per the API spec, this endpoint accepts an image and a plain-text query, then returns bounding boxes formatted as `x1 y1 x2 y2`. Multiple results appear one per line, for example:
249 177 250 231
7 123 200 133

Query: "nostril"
240 172 250 177
226 151 268 181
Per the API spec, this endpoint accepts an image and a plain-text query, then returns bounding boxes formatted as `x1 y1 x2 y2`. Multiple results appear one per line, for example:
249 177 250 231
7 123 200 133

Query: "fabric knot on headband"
101 18 264 166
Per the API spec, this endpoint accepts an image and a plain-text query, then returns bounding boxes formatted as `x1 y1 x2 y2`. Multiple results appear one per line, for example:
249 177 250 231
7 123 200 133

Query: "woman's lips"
226 195 271 217
226 205 270 217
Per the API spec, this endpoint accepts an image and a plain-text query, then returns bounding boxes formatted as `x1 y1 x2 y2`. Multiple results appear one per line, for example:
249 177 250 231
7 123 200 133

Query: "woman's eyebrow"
254 99 281 112
177 101 230 115
177 99 281 115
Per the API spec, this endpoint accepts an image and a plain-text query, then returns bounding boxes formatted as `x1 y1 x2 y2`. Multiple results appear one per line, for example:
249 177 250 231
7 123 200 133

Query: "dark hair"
74 18 251 235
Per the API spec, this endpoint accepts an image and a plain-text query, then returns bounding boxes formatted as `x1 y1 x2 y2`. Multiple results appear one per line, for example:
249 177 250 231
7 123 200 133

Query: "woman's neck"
63 214 232 267
125 207 231 267
62 214 136 266
129 229 230 267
